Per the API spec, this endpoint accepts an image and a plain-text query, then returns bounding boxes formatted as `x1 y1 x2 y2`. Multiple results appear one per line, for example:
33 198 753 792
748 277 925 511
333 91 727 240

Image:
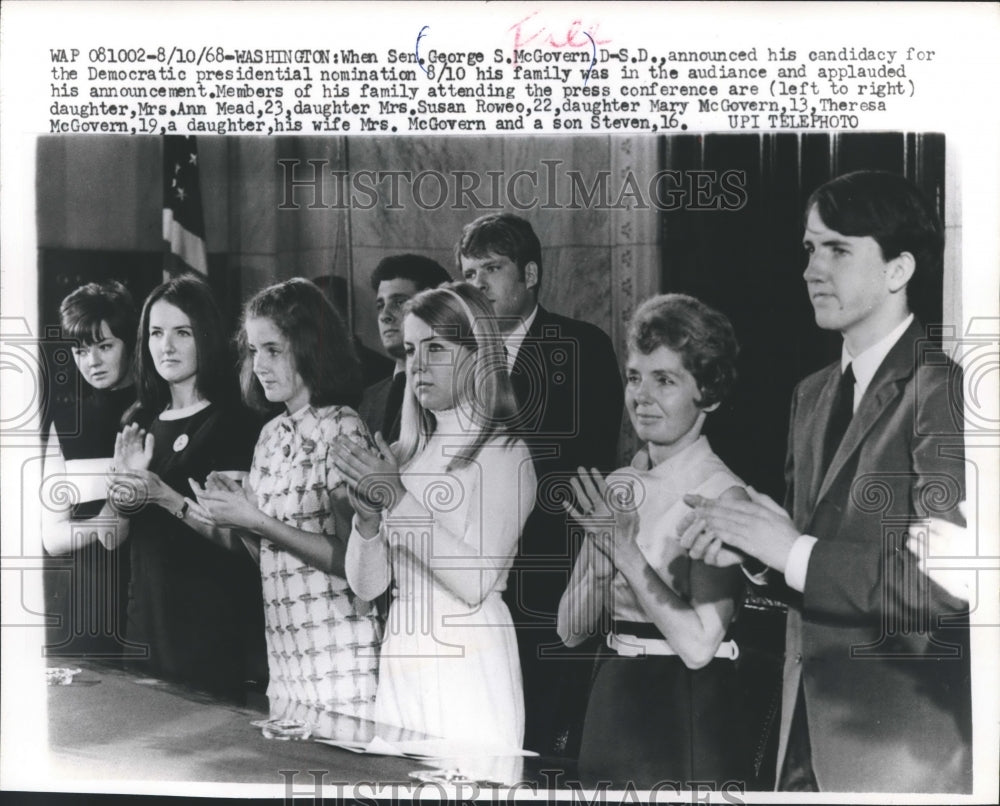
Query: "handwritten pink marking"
507 11 611 64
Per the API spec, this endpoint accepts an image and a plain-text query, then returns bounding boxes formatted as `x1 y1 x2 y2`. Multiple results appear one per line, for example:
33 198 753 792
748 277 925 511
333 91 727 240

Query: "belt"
607 629 740 660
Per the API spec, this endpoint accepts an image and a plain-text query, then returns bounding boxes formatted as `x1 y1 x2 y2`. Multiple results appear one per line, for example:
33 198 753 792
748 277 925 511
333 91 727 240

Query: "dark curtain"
657 132 945 789
660 132 945 499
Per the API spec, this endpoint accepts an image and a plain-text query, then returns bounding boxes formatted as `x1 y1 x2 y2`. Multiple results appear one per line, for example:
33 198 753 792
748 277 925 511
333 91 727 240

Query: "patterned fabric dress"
247 404 382 720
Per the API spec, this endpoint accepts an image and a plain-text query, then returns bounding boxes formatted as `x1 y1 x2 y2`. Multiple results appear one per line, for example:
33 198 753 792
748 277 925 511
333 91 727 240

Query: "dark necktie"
383 372 406 443
821 363 855 474
508 345 530 409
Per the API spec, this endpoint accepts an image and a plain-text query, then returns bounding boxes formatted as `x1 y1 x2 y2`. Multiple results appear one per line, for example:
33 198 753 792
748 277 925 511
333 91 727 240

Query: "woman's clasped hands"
563 467 641 580
188 472 256 530
330 432 404 537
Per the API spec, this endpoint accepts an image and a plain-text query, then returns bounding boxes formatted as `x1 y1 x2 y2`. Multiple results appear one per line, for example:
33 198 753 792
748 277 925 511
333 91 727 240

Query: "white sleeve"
40 423 73 555
386 440 536 606
784 534 818 593
345 515 391 601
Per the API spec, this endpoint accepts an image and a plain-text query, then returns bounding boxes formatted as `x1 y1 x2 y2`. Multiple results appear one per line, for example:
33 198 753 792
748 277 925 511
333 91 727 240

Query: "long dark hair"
237 278 363 413
131 275 228 417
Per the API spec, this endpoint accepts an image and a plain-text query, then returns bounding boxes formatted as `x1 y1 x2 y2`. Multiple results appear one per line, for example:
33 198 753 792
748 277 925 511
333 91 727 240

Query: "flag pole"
343 136 355 335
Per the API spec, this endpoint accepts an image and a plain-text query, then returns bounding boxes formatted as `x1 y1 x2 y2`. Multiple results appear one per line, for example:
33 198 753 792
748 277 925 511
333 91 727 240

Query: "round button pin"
173 433 189 452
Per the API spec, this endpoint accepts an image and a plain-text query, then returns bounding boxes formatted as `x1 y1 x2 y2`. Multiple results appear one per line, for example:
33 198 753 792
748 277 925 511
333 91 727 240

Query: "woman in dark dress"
557 294 751 789
42 281 138 658
109 275 264 701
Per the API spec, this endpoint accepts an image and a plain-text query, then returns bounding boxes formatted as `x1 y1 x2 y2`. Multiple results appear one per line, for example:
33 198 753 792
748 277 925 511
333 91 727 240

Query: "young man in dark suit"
684 171 970 792
457 213 625 756
357 254 451 442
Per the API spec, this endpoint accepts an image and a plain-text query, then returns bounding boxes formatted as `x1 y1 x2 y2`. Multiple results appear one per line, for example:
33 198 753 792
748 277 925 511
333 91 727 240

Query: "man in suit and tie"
683 171 970 792
357 254 451 442
457 213 624 756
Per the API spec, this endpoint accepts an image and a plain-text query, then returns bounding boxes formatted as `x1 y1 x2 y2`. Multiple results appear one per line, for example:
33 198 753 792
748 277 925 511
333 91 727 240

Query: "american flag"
162 136 207 276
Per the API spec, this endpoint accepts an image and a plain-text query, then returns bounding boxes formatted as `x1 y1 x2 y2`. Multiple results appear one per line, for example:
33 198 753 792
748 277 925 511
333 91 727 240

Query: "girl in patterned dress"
335 283 536 752
192 278 382 721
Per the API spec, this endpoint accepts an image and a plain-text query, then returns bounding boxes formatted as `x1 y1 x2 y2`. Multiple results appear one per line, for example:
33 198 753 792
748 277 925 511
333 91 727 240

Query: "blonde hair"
395 282 517 470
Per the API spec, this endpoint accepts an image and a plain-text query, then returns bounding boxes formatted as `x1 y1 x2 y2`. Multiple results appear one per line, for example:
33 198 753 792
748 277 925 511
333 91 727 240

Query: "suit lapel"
510 306 548 407
814 320 921 505
383 373 406 442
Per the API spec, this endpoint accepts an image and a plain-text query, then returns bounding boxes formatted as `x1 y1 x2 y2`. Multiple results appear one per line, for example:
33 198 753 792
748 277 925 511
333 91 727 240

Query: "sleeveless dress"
247 404 382 720
43 385 136 658
347 409 536 751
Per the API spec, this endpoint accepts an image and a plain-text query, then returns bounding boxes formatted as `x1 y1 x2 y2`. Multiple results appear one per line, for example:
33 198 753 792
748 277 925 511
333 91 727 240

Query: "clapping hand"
563 467 640 574
189 472 257 531
331 433 405 533
906 503 972 602
108 425 163 510
680 486 798 573
117 423 153 471
676 488 750 568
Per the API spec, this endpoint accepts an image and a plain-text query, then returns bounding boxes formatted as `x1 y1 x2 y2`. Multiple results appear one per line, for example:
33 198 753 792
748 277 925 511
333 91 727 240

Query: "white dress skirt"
347 410 536 752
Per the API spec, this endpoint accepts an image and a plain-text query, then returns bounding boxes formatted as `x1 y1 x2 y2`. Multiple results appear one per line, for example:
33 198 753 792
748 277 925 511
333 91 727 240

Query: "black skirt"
578 641 751 791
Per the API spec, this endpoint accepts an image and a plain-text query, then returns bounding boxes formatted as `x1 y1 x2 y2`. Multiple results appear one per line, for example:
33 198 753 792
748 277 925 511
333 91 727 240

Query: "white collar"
159 399 211 421
285 402 315 420
630 434 711 478
430 403 479 433
842 313 913 409
503 305 539 369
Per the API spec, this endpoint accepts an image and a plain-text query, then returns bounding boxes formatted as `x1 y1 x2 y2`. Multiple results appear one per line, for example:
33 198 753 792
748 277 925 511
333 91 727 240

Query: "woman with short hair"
42 281 138 657
558 293 751 787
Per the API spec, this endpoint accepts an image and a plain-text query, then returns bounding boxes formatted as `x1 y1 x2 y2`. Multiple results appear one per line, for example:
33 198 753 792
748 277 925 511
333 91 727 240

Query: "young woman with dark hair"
41 281 138 657
44 281 138 556
110 274 264 701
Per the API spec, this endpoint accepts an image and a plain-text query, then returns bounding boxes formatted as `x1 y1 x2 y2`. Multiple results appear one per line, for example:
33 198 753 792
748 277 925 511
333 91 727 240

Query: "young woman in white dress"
334 282 536 752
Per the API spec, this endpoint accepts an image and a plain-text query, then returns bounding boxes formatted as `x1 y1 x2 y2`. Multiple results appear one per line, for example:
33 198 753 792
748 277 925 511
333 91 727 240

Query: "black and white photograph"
1 3 998 804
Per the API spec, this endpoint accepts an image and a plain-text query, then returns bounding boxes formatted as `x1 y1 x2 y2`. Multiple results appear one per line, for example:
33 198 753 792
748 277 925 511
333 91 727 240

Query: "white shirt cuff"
784 535 818 593
741 561 770 586
350 513 383 542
